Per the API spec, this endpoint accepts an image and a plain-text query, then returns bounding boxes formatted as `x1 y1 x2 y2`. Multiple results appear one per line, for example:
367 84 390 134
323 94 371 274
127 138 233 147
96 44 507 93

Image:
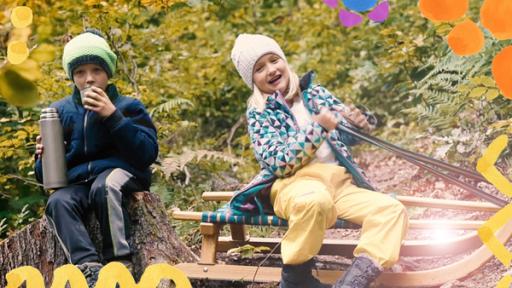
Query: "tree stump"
0 192 198 287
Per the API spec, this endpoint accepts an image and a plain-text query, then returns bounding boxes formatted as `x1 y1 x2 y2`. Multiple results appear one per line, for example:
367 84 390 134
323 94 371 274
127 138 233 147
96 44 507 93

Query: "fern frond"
412 50 493 130
0 218 7 237
160 149 244 179
150 97 193 117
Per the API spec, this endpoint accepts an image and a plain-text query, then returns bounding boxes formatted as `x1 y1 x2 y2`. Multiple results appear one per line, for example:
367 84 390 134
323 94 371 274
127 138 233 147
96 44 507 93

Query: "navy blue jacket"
35 84 158 189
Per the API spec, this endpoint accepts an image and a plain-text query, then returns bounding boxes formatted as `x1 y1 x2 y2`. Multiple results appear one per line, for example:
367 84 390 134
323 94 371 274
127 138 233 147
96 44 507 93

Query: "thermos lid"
40 107 59 119
42 107 57 113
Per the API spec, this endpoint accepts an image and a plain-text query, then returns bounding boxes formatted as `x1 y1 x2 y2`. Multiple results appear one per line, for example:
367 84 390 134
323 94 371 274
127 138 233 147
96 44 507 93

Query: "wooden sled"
172 191 510 287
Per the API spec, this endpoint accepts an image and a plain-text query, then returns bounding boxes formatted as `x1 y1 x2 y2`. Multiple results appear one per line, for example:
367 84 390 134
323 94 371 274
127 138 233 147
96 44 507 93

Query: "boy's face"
252 53 289 95
72 63 109 91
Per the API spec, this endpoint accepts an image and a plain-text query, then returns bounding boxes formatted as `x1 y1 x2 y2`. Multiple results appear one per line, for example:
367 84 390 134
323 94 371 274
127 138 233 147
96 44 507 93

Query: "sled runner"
171 125 510 287
172 191 509 287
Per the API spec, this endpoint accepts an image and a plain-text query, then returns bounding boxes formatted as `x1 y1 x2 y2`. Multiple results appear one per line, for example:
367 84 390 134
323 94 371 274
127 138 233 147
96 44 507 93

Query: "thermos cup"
40 108 67 189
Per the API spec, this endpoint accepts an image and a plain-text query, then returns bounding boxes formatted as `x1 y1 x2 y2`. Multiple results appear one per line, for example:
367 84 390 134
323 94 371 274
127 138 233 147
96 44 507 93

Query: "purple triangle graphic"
368 1 389 23
339 8 363 27
323 0 338 9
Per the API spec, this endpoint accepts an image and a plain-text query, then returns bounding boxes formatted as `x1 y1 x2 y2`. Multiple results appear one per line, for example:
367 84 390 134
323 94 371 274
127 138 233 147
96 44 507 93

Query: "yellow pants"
270 163 409 268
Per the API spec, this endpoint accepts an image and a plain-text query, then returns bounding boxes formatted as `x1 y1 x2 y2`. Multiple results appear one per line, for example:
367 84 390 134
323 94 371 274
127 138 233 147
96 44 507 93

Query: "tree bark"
0 192 198 287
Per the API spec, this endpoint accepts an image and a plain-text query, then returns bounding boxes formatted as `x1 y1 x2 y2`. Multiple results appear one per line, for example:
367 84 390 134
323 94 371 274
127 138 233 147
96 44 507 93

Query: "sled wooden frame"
172 191 511 287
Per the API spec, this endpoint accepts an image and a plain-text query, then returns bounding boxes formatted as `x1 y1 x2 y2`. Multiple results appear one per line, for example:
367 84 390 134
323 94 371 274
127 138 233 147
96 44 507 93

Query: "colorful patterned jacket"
229 71 375 216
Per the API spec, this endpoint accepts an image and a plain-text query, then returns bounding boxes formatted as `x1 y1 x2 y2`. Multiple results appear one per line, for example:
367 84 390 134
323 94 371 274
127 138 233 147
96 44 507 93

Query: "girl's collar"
300 70 315 91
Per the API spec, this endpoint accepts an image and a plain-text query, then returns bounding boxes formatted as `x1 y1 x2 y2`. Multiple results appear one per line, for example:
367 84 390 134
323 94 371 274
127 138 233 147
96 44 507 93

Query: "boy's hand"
36 135 43 157
340 104 371 133
312 107 338 132
35 136 67 157
82 86 116 118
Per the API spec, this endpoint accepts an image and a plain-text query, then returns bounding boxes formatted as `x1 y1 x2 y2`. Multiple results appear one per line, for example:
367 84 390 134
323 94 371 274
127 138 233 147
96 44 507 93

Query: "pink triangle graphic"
368 1 389 23
339 8 363 27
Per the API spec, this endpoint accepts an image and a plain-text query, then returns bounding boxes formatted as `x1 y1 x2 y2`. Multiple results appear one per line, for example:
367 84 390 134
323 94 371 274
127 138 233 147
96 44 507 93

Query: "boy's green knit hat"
62 28 117 79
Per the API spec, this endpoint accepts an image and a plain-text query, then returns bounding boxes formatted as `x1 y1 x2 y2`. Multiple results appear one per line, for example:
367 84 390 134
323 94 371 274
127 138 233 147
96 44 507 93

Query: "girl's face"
252 53 289 95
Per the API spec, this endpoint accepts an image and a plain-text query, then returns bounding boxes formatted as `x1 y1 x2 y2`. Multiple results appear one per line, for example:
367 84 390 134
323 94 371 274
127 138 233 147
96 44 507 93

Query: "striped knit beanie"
62 28 117 79
231 34 287 89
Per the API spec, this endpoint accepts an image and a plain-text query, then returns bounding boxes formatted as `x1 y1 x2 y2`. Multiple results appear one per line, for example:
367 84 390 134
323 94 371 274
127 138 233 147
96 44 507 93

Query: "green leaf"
0 218 7 237
469 76 484 85
254 246 271 253
0 69 39 107
30 44 57 63
240 248 254 259
484 89 500 101
480 76 497 88
226 244 270 259
468 87 487 98
489 120 512 129
6 59 42 81
435 23 453 35
457 84 471 93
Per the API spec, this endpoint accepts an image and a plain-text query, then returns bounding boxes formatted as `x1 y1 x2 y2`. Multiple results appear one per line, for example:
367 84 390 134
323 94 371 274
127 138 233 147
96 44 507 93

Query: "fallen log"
0 191 198 287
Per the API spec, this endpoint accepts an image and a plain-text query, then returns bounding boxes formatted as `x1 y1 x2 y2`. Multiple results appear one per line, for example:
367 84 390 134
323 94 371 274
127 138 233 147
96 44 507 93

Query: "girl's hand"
312 107 338 132
340 105 371 133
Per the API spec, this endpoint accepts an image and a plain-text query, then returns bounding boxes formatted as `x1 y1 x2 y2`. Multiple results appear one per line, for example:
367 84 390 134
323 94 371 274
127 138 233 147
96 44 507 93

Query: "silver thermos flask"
40 108 67 189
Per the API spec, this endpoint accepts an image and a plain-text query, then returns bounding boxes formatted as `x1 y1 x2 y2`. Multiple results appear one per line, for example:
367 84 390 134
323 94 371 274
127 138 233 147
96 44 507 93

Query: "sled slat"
201 191 500 212
216 232 483 257
171 210 484 230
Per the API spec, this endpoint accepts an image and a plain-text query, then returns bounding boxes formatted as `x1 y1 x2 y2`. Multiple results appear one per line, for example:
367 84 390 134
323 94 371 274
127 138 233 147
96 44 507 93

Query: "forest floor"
191 149 511 288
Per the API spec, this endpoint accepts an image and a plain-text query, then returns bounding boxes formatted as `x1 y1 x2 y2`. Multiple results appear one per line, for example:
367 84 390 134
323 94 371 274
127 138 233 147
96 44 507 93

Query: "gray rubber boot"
333 256 382 288
280 258 330 288
77 262 103 288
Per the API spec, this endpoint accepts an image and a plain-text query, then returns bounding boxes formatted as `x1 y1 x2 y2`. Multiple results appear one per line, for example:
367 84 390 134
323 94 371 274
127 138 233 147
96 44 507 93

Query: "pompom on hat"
230 34 287 89
62 28 117 79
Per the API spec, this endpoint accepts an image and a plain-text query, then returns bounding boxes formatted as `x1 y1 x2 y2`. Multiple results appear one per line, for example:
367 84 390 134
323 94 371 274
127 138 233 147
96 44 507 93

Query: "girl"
230 34 409 288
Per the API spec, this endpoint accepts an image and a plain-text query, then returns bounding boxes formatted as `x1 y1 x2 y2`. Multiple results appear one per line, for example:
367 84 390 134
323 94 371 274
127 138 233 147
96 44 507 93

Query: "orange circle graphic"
447 19 484 56
481 0 512 40
492 46 512 99
419 0 468 22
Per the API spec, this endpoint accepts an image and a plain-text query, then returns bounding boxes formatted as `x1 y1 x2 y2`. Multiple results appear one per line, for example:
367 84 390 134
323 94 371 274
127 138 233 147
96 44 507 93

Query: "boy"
35 28 158 287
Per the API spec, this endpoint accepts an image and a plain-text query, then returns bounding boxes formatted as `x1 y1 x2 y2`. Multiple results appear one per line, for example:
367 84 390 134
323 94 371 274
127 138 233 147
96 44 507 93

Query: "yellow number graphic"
50 264 88 288
497 274 512 288
5 262 192 288
476 134 512 288
95 262 192 288
477 135 512 198
5 266 44 288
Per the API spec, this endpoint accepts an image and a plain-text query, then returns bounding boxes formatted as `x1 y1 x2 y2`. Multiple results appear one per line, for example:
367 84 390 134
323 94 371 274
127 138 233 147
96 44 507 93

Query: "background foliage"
0 0 510 242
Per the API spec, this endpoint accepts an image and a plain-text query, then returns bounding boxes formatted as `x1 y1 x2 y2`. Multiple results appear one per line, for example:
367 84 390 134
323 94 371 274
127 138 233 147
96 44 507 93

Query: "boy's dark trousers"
45 168 143 264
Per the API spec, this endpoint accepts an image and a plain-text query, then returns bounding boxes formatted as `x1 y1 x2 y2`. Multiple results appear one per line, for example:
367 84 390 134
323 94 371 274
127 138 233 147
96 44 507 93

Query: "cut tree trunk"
0 191 198 287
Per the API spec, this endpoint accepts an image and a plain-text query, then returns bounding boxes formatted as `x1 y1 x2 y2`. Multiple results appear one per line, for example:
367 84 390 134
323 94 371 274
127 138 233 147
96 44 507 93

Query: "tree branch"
227 115 246 155
7 174 43 187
